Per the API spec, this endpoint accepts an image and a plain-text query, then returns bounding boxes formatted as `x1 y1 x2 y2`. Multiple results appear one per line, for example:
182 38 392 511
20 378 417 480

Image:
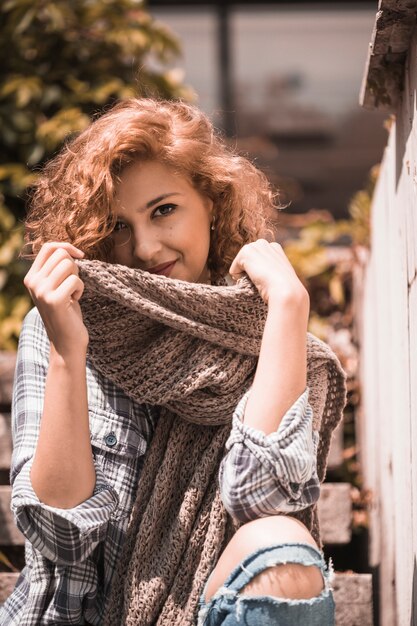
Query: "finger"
26 248 78 291
53 274 85 303
39 250 80 283
40 257 80 293
27 242 84 278
229 244 250 278
229 257 246 280
229 244 266 277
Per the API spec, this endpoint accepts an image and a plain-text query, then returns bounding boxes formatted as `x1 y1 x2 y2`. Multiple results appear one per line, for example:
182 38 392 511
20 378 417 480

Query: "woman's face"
111 160 213 283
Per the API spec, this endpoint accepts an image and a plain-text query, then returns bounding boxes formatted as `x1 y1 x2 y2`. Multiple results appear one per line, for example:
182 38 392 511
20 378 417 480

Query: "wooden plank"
386 46 417 626
357 124 397 626
404 35 417 626
0 413 12 471
334 572 373 626
0 486 24 546
0 352 16 407
318 483 351 545
0 572 19 606
409 274 417 626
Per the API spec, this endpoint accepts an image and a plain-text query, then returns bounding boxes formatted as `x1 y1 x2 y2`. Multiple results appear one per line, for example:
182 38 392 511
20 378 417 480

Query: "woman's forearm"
30 346 96 508
243 295 309 435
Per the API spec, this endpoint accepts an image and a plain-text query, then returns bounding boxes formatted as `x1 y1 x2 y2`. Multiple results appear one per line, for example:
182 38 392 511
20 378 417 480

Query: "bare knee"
205 516 323 603
241 561 324 600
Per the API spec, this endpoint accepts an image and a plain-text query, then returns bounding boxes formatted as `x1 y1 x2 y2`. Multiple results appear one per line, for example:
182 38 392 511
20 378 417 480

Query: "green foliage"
0 198 31 350
282 165 379 518
283 164 377 331
347 163 379 249
0 0 191 349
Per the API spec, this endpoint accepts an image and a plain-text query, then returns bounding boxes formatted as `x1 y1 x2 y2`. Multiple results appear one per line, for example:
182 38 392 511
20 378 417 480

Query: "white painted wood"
356 26 417 626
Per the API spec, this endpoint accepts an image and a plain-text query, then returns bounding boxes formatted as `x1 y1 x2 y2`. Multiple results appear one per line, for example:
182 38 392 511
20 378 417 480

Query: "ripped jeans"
197 543 335 626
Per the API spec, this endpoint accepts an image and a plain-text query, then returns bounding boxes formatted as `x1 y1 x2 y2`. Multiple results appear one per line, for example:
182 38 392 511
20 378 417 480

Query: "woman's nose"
132 228 162 264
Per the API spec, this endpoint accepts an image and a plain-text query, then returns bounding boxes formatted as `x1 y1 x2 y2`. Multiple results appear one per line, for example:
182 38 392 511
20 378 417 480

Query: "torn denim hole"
197 543 336 626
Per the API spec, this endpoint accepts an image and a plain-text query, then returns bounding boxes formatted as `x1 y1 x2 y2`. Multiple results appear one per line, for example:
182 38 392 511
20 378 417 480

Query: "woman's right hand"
24 242 88 356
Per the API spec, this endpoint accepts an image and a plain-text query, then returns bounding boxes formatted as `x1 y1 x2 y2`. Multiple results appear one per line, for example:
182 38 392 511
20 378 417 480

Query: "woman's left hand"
229 239 309 310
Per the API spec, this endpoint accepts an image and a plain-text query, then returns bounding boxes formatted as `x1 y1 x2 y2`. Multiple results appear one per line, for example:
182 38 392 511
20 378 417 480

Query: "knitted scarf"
77 259 347 626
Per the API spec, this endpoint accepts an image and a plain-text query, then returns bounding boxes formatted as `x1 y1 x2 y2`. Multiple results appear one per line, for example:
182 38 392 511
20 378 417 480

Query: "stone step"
0 571 373 623
0 480 353 547
318 482 352 545
333 572 373 626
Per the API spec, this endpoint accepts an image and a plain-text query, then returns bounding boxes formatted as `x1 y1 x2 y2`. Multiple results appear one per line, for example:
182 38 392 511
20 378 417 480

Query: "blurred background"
0 0 385 349
149 0 386 217
0 2 383 622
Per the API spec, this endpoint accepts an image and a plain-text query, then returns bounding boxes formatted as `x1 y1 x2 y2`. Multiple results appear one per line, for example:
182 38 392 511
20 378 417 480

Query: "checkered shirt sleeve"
219 388 320 522
0 308 155 625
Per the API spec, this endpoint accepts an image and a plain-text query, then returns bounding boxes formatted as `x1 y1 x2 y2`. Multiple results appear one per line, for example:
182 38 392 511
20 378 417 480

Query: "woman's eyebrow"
140 192 182 212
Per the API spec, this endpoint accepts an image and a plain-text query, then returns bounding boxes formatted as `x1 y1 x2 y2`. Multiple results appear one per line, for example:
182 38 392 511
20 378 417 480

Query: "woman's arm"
229 239 310 434
23 242 96 508
11 308 119 564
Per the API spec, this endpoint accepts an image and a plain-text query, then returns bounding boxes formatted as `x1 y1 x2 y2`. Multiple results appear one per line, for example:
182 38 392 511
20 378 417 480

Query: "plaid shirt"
0 308 320 625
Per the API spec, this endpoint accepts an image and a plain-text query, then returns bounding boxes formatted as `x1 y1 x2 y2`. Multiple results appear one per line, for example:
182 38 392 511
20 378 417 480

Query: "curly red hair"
25 98 279 280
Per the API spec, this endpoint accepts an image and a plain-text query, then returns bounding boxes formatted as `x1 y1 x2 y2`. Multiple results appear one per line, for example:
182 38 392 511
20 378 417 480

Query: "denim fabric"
197 542 335 626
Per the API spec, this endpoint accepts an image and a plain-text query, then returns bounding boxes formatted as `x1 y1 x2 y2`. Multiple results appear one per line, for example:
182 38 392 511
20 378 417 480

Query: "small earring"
211 216 215 231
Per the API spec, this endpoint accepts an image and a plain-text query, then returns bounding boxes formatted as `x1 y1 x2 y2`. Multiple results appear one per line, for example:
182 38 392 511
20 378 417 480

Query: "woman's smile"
146 260 178 276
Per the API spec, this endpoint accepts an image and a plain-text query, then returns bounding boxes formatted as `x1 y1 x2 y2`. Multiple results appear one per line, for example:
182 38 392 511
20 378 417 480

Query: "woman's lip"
147 260 177 276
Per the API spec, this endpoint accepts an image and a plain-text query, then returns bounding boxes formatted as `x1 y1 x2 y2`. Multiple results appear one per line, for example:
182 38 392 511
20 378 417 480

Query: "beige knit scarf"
77 259 346 626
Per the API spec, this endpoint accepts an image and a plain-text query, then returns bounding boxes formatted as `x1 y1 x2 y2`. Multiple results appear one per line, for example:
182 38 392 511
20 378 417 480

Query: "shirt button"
105 433 117 447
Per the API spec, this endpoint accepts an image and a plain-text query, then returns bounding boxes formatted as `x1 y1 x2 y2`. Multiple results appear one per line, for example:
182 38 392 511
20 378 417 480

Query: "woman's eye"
113 220 129 232
111 220 131 245
153 203 177 217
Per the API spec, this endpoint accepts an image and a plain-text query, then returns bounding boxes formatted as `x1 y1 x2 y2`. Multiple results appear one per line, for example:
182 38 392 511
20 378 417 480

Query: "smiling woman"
111 160 213 283
0 98 345 626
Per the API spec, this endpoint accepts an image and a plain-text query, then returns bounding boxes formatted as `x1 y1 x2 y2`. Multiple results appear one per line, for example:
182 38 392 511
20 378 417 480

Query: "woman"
0 98 344 625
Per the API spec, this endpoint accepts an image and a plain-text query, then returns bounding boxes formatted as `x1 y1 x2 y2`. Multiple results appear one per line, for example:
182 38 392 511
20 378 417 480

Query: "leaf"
0 164 38 192
0 229 23 264
36 108 91 150
0 75 43 107
15 5 36 34
329 275 345 306
0 269 7 290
